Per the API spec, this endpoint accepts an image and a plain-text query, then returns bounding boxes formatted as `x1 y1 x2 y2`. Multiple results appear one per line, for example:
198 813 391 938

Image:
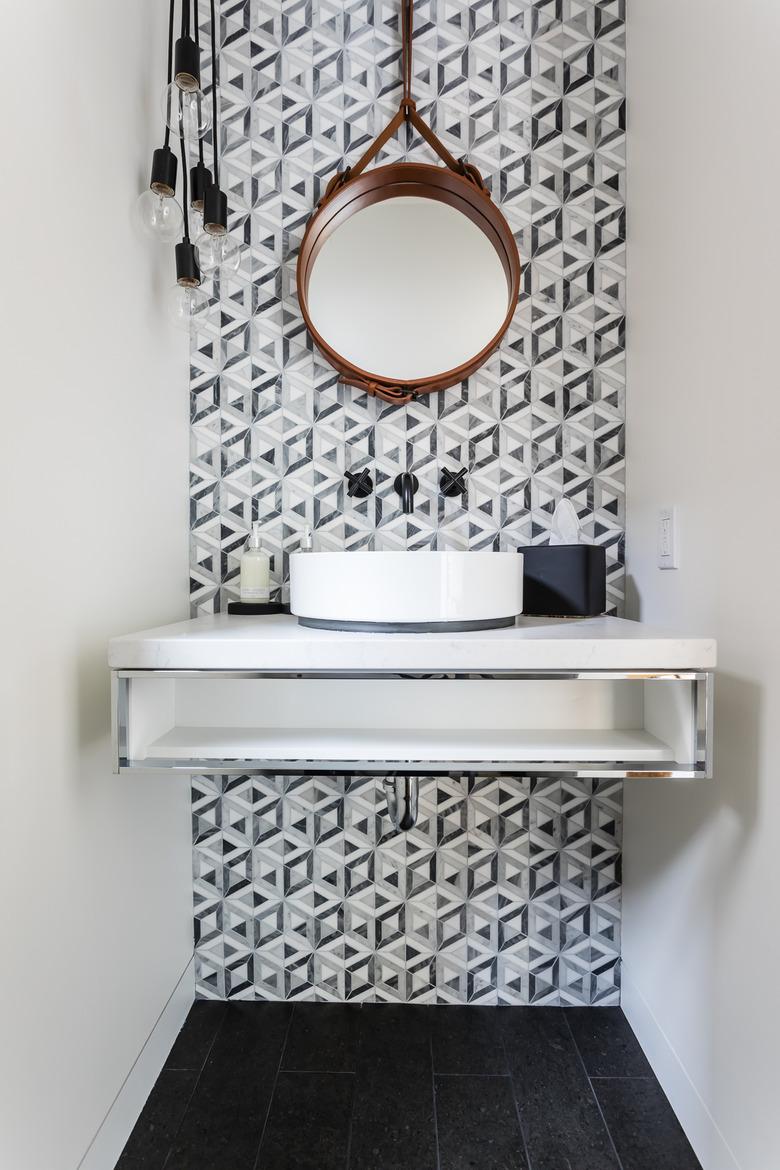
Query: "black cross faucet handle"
440 467 467 498
345 468 374 498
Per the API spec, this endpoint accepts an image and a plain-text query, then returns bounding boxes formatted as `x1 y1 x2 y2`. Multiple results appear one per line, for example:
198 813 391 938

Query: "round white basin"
289 550 523 632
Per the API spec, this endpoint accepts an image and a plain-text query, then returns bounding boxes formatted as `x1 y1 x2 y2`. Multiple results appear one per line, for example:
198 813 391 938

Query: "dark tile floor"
116 1003 702 1170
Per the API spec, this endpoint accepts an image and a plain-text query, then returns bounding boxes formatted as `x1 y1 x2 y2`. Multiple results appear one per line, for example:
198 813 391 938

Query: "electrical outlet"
657 506 679 569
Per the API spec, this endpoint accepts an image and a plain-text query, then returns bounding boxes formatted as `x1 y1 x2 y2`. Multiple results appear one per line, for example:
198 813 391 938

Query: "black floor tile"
255 1071 354 1170
348 1005 437 1170
164 1001 227 1071
118 1004 700 1170
357 1004 433 1071
165 1003 292 1170
567 1008 653 1078
431 1006 508 1075
115 1070 196 1170
593 1077 703 1170
282 1002 360 1072
349 1066 436 1170
500 1008 620 1170
435 1075 528 1170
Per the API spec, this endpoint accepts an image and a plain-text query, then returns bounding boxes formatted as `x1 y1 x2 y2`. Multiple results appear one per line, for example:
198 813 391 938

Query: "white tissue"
549 498 581 545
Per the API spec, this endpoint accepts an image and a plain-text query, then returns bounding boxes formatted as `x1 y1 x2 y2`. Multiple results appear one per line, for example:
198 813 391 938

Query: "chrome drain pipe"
383 776 419 831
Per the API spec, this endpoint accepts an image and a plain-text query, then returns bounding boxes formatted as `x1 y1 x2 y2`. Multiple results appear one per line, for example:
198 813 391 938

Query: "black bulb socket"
174 34 200 92
203 184 228 235
175 240 202 288
190 161 211 212
150 145 178 198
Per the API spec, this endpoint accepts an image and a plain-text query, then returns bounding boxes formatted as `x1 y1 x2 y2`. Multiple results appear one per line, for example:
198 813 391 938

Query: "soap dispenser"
239 522 270 603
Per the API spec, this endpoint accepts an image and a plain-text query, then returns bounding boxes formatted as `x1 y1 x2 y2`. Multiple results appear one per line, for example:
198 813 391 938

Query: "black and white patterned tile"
193 774 622 1004
189 0 625 1004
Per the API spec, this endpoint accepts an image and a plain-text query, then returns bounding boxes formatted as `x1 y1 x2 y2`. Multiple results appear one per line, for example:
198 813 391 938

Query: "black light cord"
210 0 219 187
163 0 176 147
180 120 190 240
179 0 191 238
194 0 204 164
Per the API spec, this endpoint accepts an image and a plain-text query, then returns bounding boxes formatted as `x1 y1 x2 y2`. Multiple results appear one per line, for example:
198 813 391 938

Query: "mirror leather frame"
297 161 521 405
295 1 521 407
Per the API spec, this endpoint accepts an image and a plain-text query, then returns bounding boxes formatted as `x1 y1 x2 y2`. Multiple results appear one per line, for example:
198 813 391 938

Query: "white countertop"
108 614 717 672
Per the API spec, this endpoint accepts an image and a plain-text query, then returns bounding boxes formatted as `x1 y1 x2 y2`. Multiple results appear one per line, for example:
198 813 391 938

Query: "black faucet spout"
394 472 419 515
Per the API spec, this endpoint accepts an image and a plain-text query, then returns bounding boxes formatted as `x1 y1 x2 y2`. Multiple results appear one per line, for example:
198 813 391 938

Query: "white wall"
0 3 193 1168
624 2 780 1168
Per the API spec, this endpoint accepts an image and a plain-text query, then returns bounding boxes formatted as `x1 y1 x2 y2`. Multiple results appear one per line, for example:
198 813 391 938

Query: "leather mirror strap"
402 0 413 106
341 376 416 405
318 0 487 209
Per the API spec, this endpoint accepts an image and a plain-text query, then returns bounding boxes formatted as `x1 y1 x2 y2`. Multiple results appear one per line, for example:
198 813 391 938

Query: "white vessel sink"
289 550 523 632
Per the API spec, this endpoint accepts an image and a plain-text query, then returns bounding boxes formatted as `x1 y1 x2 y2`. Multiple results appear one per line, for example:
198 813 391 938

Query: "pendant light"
136 0 232 323
188 0 211 239
169 111 209 330
161 0 211 142
195 0 241 272
190 158 210 216
134 0 183 243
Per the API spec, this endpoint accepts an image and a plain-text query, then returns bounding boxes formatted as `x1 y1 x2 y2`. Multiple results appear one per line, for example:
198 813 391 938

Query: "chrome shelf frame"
111 668 714 780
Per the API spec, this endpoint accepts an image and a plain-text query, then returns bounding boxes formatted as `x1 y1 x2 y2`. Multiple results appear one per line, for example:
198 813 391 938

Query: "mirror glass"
305 196 511 381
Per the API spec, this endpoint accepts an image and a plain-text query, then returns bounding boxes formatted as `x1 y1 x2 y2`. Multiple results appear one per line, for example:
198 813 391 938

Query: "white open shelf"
145 725 672 764
113 670 713 778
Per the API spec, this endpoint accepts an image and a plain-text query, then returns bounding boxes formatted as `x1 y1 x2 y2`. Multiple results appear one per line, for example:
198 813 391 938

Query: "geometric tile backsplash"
193 774 623 1004
190 0 625 1003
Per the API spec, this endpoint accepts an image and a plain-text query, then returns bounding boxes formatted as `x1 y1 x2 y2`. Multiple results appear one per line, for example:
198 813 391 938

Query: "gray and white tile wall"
194 773 623 1003
190 0 626 1003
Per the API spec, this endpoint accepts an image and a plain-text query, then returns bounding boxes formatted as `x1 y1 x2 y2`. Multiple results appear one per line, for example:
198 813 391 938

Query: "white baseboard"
621 965 741 1170
78 956 195 1170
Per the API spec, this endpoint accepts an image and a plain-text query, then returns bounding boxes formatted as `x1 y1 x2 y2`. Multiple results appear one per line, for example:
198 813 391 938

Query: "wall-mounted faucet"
394 472 419 514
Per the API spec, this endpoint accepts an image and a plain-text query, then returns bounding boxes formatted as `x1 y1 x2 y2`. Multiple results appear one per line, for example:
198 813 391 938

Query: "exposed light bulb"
133 188 183 243
196 231 241 274
168 283 210 331
161 82 211 142
190 207 204 241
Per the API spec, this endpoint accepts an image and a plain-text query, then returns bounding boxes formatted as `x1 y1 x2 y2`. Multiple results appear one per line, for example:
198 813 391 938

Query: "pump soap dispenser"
239 522 270 604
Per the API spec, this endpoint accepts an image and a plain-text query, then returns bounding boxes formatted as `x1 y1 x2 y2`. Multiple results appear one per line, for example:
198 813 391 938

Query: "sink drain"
383 776 420 831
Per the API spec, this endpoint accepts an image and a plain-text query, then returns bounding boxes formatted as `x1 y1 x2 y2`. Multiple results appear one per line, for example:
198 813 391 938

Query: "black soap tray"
227 602 290 616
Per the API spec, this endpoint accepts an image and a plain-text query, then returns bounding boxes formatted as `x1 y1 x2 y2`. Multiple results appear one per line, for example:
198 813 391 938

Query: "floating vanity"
109 615 715 780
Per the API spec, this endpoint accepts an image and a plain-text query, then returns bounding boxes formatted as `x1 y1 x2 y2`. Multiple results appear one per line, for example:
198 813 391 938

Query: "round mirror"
307 196 508 381
297 162 521 404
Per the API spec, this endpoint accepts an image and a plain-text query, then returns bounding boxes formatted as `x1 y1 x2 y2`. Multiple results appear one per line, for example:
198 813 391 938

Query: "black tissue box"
522 544 606 617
